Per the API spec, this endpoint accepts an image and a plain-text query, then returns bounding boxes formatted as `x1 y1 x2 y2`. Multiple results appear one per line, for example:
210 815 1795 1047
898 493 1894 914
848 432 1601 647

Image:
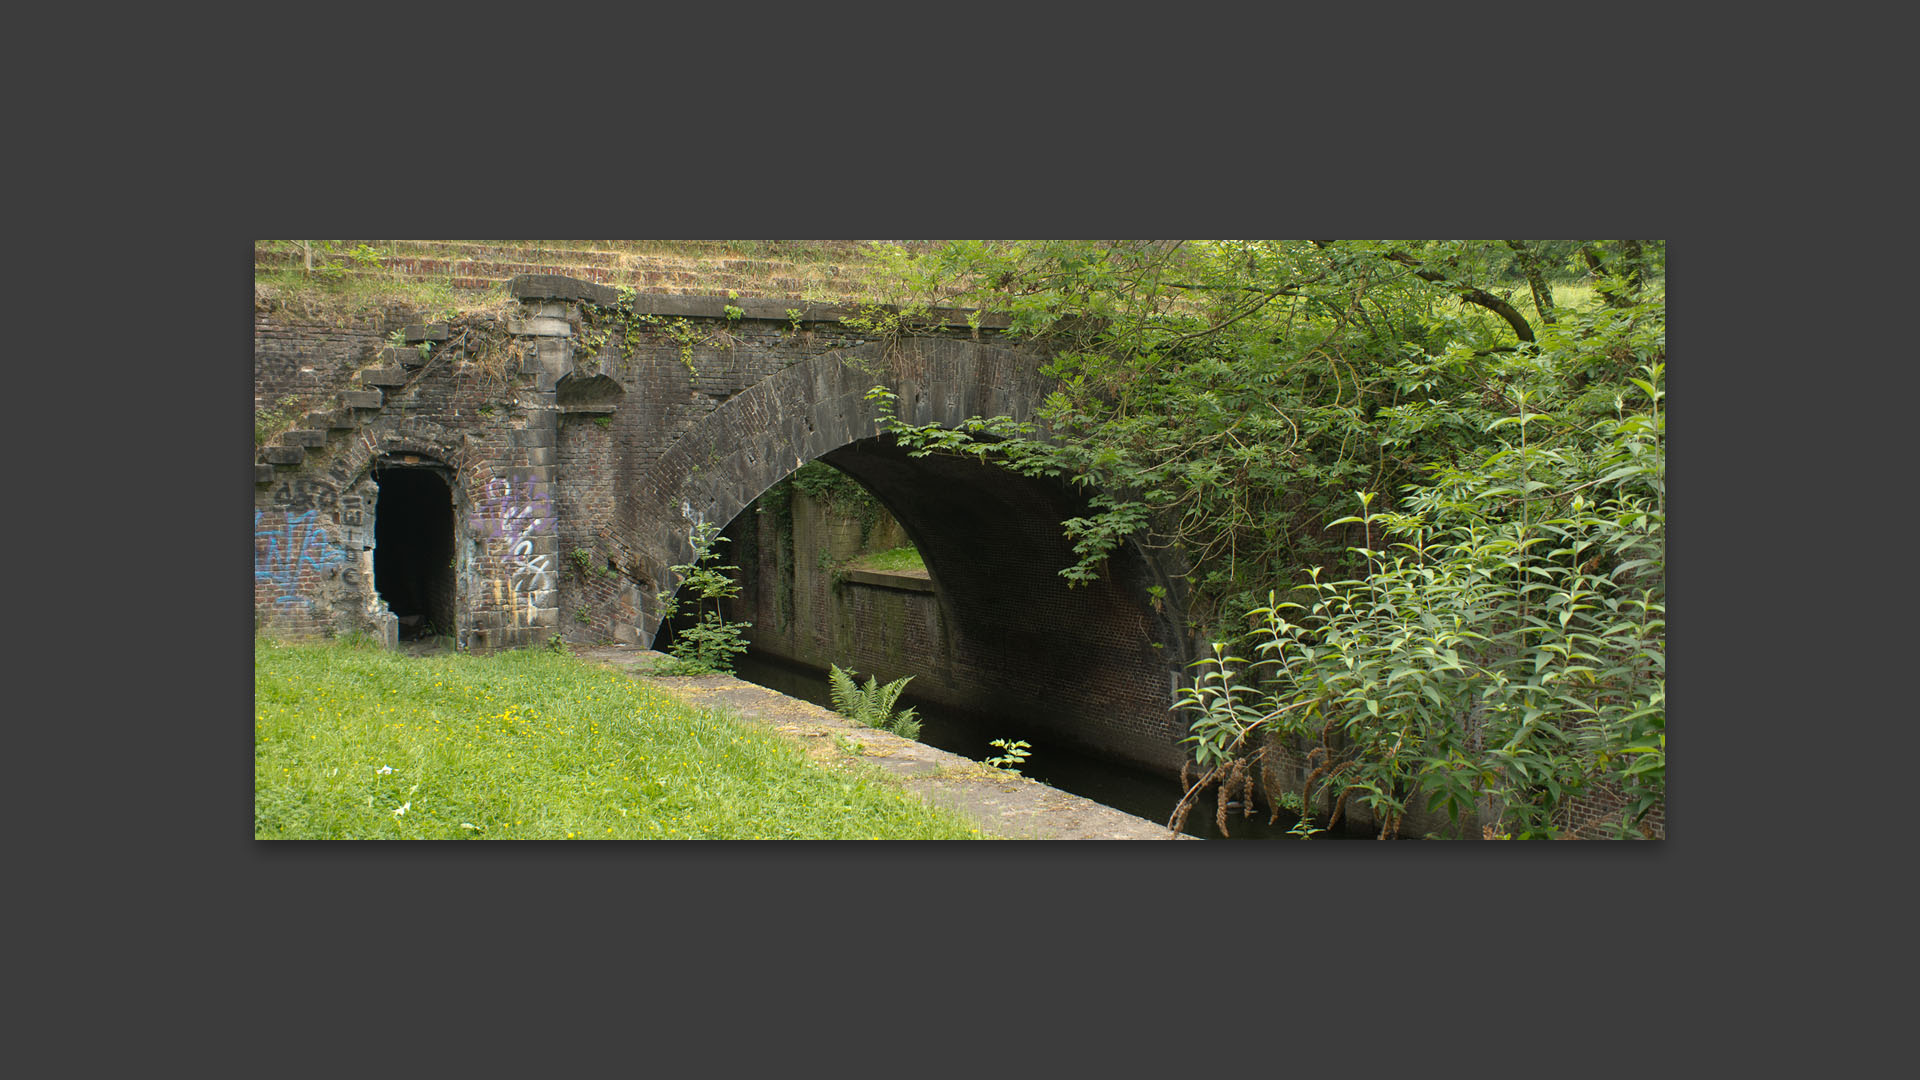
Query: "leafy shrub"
1181 361 1665 838
659 521 752 675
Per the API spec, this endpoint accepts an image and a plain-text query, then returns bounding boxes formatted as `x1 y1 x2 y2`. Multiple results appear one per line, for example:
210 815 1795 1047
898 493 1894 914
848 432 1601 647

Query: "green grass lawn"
255 636 983 840
848 545 925 573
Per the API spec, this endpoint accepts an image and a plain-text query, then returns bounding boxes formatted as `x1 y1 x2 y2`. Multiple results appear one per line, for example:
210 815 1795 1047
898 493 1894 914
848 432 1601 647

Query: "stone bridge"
254 274 1194 771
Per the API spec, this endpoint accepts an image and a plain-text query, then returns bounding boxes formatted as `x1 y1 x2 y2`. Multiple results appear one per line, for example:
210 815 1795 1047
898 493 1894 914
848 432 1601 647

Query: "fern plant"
827 664 921 740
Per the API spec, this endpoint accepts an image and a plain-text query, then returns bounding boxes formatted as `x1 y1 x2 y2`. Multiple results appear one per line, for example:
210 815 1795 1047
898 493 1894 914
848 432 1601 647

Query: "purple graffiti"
470 477 552 539
469 477 555 623
255 509 348 609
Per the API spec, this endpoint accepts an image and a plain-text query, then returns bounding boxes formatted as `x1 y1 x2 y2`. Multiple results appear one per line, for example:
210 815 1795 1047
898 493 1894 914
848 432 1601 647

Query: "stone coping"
508 273 1012 330
838 568 935 593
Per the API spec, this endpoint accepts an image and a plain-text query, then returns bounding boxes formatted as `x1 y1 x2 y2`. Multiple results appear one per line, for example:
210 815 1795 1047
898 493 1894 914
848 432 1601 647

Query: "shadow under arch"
622 335 1193 772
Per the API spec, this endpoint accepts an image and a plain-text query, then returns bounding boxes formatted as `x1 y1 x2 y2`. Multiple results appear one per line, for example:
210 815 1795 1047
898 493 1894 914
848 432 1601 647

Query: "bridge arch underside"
816 438 1189 772
624 336 1191 773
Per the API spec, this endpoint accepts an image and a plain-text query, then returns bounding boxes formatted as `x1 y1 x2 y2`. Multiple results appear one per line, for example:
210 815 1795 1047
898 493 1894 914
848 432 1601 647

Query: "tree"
863 240 1665 837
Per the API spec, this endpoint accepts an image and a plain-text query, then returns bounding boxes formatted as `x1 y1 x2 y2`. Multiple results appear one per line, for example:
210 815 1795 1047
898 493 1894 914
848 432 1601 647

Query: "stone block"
262 446 304 465
509 274 619 306
256 465 275 484
284 429 329 448
404 323 451 342
359 367 409 386
510 425 555 449
508 316 571 337
342 390 384 409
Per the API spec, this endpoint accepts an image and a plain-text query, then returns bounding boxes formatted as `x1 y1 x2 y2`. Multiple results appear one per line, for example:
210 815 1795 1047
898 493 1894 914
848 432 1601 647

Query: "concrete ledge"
840 568 935 593
510 274 620 306
359 367 409 386
342 390 384 408
506 273 1011 330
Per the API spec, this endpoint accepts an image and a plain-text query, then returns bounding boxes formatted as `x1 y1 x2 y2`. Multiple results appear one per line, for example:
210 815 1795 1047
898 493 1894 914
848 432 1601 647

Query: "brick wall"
255 302 567 649
252 299 414 414
727 487 960 699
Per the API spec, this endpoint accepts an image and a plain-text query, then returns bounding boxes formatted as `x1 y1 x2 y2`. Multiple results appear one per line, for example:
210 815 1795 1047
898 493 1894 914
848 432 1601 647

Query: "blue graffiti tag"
255 509 348 609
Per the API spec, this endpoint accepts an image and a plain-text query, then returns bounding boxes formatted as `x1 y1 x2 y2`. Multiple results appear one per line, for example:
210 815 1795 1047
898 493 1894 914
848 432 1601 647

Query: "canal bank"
573 645 1186 840
730 651 1370 840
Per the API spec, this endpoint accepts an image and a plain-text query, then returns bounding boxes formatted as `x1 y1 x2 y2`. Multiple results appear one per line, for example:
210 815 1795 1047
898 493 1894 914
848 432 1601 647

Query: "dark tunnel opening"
373 464 457 641
663 435 1189 775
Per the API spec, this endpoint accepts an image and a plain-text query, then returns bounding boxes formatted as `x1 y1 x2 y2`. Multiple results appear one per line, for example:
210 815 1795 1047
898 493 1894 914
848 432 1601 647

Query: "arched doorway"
373 459 457 642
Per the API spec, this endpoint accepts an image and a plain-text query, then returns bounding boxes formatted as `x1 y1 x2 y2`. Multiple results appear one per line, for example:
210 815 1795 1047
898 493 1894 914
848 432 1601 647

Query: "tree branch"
1381 248 1535 343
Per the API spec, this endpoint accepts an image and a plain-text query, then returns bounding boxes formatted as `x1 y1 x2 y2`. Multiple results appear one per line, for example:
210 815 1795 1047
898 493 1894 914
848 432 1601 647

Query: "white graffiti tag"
470 477 554 627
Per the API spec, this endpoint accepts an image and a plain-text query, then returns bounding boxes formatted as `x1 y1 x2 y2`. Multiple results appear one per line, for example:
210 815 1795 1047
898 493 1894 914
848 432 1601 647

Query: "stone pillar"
471 296 573 649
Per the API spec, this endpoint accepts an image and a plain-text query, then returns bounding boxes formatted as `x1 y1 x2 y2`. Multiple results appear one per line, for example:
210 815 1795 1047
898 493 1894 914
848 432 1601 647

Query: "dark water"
732 652 1366 840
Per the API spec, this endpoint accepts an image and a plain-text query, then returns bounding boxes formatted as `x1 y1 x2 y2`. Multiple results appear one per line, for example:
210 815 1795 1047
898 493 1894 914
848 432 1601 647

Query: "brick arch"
624 335 1055 640
622 335 1193 772
332 414 482 491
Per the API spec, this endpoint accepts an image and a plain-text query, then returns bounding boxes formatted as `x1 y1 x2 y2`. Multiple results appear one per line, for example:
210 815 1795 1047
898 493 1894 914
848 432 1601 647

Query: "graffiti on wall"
255 509 349 611
471 476 554 627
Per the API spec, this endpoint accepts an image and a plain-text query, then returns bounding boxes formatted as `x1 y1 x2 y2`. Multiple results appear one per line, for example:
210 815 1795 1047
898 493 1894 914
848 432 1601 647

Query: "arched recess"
621 335 1194 772
372 457 458 640
327 421 482 648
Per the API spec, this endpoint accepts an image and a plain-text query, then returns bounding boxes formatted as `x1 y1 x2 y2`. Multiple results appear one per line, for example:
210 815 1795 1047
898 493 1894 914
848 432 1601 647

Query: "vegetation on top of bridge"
851 240 1665 838
253 240 990 326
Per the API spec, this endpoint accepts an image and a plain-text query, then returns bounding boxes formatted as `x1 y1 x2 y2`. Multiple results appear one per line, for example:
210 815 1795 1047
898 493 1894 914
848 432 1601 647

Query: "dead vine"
1169 745 1270 838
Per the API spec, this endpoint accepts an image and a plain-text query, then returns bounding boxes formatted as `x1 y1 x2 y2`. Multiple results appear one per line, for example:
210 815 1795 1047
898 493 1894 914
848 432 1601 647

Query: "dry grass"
253 240 926 307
